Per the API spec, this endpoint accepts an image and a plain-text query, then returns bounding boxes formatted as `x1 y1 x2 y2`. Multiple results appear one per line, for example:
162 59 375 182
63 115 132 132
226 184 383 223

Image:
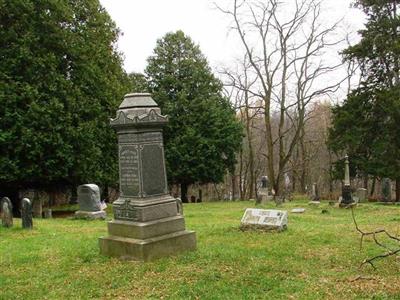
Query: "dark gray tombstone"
99 93 196 261
21 198 33 229
74 184 106 219
381 178 391 202
1 197 13 227
261 176 269 189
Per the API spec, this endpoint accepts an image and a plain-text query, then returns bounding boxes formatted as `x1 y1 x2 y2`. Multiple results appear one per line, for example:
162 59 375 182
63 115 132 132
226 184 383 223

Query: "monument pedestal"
99 201 196 261
99 226 196 262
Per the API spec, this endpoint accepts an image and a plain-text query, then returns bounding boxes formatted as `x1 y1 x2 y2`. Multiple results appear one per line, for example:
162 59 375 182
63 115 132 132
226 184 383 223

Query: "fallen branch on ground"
351 207 400 269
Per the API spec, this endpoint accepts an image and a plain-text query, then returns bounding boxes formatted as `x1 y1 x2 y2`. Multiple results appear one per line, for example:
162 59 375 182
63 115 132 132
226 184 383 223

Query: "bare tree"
223 55 261 199
217 0 347 197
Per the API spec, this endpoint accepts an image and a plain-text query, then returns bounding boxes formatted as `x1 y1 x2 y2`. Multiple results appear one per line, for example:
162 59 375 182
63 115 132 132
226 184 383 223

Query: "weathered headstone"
21 198 33 229
74 184 106 219
340 155 354 207
99 93 196 261
356 188 367 202
240 208 288 231
381 178 391 202
44 209 52 219
32 192 43 218
1 197 13 227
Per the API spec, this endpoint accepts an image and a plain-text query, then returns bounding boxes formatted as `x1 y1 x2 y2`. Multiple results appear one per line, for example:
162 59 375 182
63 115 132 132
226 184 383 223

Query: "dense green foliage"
329 0 400 181
145 31 242 201
2 201 400 299
0 0 130 191
128 72 149 93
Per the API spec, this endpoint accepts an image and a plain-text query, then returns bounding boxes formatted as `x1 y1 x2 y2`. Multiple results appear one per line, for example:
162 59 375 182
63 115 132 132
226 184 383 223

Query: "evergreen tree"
145 31 242 202
328 0 400 198
128 72 149 93
0 0 130 198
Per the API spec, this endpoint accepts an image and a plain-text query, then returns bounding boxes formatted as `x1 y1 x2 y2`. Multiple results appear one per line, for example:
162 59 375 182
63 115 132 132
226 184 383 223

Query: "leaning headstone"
21 198 33 229
74 184 106 219
381 178 391 202
356 188 367 202
99 93 196 261
1 197 13 227
240 208 288 232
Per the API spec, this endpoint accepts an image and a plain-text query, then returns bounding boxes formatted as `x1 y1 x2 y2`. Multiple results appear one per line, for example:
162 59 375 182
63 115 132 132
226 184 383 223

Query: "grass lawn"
1 200 400 299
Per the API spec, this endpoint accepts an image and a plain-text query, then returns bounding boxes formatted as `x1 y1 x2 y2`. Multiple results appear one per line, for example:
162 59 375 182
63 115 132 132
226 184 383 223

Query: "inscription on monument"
119 145 140 196
141 144 167 196
119 132 163 144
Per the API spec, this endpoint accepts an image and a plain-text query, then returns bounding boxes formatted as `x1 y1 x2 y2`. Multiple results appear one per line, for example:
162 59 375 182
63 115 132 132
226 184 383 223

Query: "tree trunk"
245 96 255 200
103 184 109 203
231 172 236 201
370 177 376 197
396 178 400 202
180 183 188 203
239 148 244 200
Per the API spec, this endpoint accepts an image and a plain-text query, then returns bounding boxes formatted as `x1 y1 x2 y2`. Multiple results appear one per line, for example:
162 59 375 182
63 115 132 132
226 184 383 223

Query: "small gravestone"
308 200 320 206
240 208 288 231
21 198 33 229
44 209 52 218
1 197 13 227
356 188 367 202
291 208 305 213
32 193 43 218
74 184 106 219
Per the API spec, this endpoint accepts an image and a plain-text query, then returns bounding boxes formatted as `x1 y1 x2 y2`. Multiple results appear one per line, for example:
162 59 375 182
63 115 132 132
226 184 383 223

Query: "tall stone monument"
99 93 196 261
340 154 353 206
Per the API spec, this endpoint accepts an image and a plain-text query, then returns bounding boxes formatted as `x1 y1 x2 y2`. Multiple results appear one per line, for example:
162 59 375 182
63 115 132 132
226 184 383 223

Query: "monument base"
74 210 106 220
99 216 196 261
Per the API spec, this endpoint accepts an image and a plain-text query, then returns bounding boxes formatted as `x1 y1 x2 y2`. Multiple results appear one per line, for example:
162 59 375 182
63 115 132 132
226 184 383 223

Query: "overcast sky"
99 0 365 77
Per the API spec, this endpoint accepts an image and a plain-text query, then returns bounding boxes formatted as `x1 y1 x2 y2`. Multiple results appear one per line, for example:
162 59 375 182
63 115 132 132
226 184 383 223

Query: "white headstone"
240 208 288 231
291 208 305 213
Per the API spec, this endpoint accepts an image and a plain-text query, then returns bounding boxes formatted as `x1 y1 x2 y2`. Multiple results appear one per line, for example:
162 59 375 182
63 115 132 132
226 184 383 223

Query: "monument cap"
119 93 158 109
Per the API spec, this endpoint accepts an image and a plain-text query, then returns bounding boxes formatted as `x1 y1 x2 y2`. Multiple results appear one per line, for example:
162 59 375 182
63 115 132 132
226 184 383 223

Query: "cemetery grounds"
1 200 400 299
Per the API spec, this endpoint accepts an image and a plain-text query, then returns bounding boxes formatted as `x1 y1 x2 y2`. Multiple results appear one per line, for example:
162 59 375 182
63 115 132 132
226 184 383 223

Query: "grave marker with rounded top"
1 197 13 227
75 184 106 219
99 93 196 261
21 198 33 229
